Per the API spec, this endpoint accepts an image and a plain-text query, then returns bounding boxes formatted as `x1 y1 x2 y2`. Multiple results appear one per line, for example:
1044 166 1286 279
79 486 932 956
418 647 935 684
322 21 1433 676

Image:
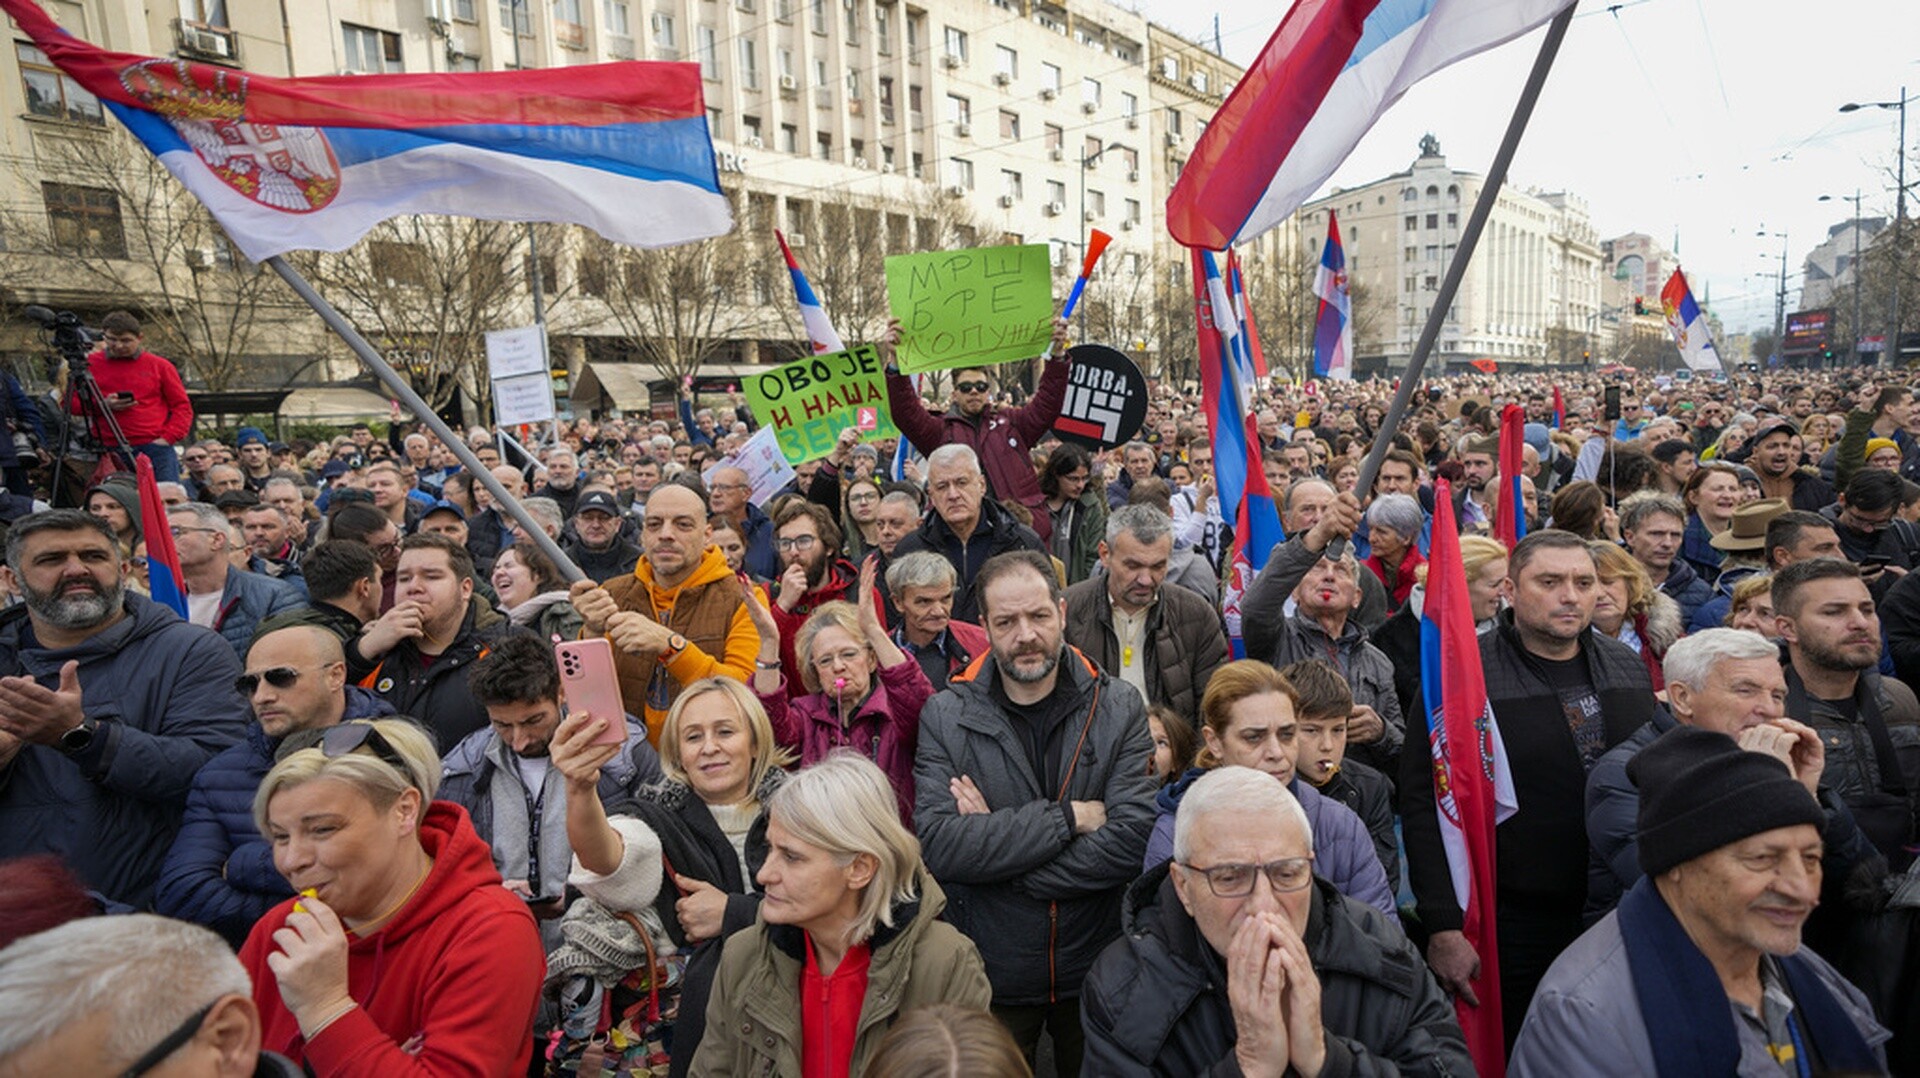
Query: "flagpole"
265 255 587 583
1336 3 1578 557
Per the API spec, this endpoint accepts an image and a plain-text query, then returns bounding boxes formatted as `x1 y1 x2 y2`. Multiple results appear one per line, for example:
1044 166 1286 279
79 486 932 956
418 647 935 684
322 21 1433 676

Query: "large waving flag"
1421 479 1518 1075
1166 0 1575 249
1660 268 1722 373
775 230 845 355
1225 250 1270 381
1196 250 1283 657
1312 210 1355 381
3 0 730 263
1493 403 1526 551
134 456 188 618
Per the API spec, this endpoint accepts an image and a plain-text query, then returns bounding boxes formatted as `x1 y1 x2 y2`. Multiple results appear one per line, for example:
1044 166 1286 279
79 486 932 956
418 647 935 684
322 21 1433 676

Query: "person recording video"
68 310 194 483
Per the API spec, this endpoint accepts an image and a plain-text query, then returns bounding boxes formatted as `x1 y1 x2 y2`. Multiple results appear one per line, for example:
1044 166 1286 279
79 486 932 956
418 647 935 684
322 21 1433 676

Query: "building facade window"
696 25 718 78
341 23 403 72
603 0 629 36
948 157 974 189
43 182 125 257
943 26 967 62
498 0 530 34
738 39 758 88
16 44 101 124
1040 62 1061 93
875 5 891 52
996 44 1018 78
1001 169 1022 200
998 109 1019 140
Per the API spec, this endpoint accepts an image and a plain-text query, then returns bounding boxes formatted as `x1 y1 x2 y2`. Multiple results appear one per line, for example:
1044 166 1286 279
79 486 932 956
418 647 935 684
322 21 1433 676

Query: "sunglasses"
234 665 313 696
120 1001 217 1078
322 721 412 777
953 380 991 394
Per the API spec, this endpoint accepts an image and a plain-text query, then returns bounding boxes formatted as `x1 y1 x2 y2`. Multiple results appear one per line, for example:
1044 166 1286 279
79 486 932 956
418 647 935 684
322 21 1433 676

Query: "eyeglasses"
235 665 316 696
168 526 221 539
813 647 869 670
847 490 880 504
953 380 991 394
1181 856 1316 897
776 534 818 551
322 721 410 778
119 1000 217 1078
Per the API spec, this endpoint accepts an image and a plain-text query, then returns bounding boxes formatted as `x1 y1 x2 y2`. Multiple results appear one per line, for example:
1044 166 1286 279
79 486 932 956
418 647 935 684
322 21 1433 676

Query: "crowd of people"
0 309 1917 1077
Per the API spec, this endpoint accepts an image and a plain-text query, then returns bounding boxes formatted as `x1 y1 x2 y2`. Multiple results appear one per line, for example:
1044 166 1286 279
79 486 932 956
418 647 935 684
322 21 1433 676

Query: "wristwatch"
58 717 99 755
664 633 688 658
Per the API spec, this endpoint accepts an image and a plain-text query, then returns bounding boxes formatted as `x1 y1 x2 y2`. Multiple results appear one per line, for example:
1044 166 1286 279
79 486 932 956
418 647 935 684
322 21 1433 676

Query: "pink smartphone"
555 639 627 746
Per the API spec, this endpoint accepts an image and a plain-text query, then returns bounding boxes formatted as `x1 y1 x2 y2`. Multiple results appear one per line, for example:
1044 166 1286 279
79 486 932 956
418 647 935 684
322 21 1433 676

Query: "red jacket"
757 658 932 826
885 357 1069 543
241 802 544 1078
73 349 194 445
769 557 859 698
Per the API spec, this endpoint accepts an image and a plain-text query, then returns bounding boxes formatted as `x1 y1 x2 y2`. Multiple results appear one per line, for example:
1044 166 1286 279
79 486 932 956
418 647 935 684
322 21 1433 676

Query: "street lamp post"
1758 227 1789 363
1841 87 1913 366
1819 190 1866 363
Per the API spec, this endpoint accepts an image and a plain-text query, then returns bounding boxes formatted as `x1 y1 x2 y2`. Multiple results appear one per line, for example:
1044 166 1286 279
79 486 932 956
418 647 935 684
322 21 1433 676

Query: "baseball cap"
575 490 621 517
422 498 465 521
320 459 352 480
1750 416 1799 446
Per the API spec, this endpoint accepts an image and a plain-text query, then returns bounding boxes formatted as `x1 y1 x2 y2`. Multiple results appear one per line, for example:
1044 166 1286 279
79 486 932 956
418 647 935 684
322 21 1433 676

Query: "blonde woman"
1725 573 1777 636
691 753 990 1077
1588 542 1681 691
549 676 795 1073
242 718 545 1076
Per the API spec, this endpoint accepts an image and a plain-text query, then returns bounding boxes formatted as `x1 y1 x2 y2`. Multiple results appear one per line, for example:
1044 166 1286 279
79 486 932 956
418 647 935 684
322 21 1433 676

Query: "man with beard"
914 550 1154 1077
0 510 248 908
765 501 858 689
1774 558 1920 865
153 625 394 946
443 634 659 946
1401 529 1658 1047
1063 505 1227 728
1749 417 1834 511
1454 433 1499 531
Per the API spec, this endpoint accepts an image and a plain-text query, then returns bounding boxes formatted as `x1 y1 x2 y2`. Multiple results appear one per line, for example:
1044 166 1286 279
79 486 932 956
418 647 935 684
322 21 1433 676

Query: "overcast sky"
1127 0 1919 335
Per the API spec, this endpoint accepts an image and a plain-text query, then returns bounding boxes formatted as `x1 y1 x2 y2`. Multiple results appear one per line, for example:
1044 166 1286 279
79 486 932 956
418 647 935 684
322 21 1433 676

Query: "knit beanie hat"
1629 725 1824 877
1864 437 1900 461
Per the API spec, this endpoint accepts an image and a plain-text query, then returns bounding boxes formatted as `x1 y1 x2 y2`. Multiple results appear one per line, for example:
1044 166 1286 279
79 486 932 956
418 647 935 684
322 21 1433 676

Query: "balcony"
554 20 586 50
173 20 240 65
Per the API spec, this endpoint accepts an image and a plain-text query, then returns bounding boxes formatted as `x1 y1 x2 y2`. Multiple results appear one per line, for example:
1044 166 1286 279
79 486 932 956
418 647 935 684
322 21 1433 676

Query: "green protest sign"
743 344 900 464
885 243 1054 374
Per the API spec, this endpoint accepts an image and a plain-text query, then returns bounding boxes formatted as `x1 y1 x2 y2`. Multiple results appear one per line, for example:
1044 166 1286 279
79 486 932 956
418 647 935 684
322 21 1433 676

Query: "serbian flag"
1661 268 1722 373
1551 385 1566 429
1167 0 1574 248
134 456 188 618
2 0 730 263
1312 211 1355 381
1421 479 1518 1076
1493 403 1526 551
1195 249 1283 657
776 230 845 355
1225 250 1270 381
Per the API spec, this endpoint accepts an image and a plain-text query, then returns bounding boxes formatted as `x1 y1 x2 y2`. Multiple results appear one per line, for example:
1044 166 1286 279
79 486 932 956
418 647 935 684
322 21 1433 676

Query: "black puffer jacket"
892 497 1046 624
1082 866 1473 1077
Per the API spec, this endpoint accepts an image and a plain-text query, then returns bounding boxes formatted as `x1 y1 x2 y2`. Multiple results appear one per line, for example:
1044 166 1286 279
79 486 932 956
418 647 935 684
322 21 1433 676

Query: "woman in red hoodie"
242 718 544 1077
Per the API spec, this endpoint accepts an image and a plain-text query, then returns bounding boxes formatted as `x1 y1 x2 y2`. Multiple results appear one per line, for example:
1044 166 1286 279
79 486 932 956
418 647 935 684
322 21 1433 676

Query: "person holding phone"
73 310 194 482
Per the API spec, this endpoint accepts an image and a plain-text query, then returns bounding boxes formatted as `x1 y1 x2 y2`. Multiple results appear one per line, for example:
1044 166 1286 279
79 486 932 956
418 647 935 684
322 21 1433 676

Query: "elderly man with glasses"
1082 766 1470 1075
154 625 395 947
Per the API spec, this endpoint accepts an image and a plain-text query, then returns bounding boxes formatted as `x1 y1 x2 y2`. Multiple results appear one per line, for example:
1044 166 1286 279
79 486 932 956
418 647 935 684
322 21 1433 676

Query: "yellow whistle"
293 887 318 914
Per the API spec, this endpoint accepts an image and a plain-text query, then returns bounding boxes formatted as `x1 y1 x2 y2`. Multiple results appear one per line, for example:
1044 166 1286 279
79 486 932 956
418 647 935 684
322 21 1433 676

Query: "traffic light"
1632 298 1646 316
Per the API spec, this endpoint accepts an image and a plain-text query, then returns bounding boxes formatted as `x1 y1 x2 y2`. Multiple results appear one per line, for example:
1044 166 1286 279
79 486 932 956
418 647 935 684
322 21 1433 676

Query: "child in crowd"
1145 705 1196 787
1281 659 1401 895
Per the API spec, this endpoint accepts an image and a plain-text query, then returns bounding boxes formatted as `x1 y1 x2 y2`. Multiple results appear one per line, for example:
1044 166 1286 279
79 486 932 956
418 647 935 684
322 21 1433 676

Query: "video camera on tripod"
20 304 135 503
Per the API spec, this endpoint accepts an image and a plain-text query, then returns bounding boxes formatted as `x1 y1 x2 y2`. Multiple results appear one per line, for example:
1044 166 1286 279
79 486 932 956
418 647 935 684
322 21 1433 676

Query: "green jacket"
1053 489 1107 585
689 873 990 1077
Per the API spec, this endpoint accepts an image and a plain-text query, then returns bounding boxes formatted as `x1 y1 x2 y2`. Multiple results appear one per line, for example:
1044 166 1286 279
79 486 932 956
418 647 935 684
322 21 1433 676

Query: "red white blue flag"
1493 403 1526 551
776 230 845 355
1312 210 1354 381
1551 385 1566 429
134 456 188 618
1420 480 1518 1075
2 0 731 263
1661 268 1722 373
1195 249 1283 657
1167 0 1575 249
1225 250 1270 381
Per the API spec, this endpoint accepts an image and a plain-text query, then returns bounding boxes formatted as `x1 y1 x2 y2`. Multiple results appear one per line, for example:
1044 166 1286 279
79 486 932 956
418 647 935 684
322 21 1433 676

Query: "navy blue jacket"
153 687 394 945
1657 557 1714 628
0 593 249 908
211 566 305 660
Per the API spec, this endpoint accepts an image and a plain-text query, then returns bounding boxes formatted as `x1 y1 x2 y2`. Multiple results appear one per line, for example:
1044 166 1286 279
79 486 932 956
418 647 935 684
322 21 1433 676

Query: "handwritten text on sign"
745 344 901 464
885 244 1054 374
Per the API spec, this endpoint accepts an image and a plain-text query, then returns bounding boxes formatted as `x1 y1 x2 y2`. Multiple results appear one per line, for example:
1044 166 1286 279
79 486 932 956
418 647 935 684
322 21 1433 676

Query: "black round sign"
1051 344 1148 450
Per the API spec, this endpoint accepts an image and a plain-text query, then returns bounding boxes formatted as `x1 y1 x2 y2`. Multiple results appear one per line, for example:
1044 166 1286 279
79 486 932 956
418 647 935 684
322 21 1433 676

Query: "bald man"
154 625 397 946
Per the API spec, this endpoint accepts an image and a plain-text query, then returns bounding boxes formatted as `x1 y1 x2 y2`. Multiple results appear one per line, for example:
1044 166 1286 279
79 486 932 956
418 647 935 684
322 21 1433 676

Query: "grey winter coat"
0 593 249 908
1082 868 1472 1077
914 646 1156 1006
1511 909 1888 1076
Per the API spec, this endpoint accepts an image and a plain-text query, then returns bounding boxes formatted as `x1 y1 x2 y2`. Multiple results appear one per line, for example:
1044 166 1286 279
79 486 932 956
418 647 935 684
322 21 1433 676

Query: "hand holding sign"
884 244 1054 374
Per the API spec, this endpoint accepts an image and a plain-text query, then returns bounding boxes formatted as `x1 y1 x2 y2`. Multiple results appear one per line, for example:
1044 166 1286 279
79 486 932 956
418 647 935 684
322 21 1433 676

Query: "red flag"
134 456 188 617
1421 480 1517 1076
1550 385 1566 429
1493 403 1526 552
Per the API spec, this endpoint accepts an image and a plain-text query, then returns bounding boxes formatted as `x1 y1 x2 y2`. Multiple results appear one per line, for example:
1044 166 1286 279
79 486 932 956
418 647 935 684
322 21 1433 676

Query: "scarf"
507 589 572 627
1618 877 1879 1077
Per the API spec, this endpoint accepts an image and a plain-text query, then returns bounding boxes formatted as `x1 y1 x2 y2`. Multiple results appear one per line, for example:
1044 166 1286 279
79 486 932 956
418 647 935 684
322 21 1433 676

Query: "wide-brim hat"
1708 497 1787 551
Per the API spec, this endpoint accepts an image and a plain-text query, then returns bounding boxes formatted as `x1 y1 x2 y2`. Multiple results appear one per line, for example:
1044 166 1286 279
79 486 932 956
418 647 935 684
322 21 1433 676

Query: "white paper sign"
485 325 548 380
702 426 796 506
492 371 556 426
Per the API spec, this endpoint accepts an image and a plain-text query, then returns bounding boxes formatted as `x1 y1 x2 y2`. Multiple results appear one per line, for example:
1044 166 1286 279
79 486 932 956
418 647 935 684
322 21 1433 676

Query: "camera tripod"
49 352 138 508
